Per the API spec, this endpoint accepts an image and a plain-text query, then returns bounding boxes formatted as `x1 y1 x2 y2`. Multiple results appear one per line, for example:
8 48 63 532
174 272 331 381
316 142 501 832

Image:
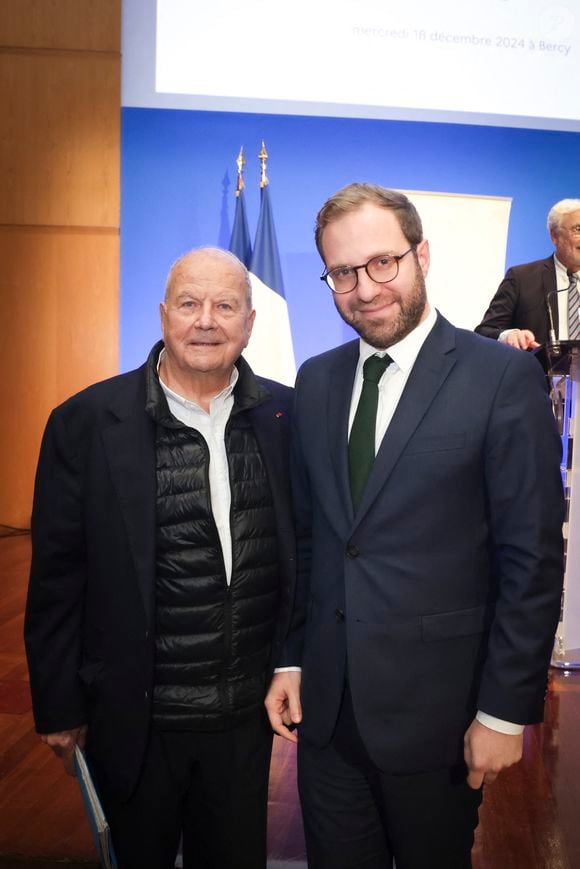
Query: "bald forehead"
165 249 251 304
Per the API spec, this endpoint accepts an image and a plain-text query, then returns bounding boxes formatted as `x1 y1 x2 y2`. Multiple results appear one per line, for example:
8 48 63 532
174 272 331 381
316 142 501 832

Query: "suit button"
347 544 359 558
335 609 345 622
144 690 149 701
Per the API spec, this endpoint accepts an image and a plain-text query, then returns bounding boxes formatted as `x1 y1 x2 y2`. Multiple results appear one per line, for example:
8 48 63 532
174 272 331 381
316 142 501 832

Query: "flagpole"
258 141 268 189
228 146 252 267
236 146 246 196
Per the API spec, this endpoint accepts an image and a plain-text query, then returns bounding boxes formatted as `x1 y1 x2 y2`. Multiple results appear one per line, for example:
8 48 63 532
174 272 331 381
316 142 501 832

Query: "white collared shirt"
157 349 237 584
555 254 580 340
348 305 437 449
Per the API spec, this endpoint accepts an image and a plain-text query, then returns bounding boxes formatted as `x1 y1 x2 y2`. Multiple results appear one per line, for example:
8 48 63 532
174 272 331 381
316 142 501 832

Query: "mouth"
189 340 221 347
357 299 397 316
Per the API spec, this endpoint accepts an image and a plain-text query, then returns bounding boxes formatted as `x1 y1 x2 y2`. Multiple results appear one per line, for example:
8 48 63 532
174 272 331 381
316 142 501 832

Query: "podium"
536 340 580 668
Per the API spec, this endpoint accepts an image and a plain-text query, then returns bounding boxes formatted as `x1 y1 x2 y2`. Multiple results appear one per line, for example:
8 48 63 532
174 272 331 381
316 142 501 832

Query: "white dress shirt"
555 255 580 340
348 306 437 443
158 350 237 584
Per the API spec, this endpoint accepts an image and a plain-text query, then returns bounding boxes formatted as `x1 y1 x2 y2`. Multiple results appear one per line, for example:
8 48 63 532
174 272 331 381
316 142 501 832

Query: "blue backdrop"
121 108 580 372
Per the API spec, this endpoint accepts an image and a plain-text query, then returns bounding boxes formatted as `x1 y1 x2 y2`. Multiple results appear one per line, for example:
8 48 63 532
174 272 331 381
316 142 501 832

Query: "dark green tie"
349 354 392 510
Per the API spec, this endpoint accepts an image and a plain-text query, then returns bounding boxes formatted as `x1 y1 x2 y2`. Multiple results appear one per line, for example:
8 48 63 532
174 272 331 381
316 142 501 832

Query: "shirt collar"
554 254 579 280
157 347 239 411
358 304 437 374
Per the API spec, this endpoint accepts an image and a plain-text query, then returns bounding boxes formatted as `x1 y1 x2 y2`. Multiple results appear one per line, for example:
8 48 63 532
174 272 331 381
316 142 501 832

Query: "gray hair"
547 199 580 234
164 246 252 307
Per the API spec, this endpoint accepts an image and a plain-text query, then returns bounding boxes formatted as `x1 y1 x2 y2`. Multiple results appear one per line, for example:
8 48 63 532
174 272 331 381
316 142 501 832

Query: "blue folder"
74 746 119 869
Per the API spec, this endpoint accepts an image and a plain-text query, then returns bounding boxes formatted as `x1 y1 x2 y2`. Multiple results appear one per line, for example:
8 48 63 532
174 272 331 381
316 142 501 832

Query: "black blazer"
284 314 564 773
25 352 295 800
475 256 558 343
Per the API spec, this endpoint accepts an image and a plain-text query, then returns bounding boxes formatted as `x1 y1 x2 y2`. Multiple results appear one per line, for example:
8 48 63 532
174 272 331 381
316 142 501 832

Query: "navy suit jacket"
25 348 295 800
475 256 558 343
285 313 564 774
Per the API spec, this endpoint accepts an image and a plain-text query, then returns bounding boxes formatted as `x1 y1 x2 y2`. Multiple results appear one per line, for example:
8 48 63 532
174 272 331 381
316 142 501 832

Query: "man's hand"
463 718 523 789
265 671 302 743
41 725 88 776
502 328 539 350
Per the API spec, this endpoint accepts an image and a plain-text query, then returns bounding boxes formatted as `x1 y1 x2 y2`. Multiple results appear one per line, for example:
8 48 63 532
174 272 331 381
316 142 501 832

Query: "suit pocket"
421 604 491 642
404 433 465 456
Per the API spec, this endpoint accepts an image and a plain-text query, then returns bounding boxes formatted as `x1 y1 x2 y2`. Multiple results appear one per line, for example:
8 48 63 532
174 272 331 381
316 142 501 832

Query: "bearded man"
266 183 564 869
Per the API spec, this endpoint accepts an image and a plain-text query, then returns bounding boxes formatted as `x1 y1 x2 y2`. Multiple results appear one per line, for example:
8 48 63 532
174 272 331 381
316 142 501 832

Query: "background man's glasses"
320 247 415 294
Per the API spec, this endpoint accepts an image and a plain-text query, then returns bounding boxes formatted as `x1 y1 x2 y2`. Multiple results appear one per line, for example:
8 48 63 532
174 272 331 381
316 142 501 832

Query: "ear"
416 239 430 278
245 308 257 345
159 302 167 334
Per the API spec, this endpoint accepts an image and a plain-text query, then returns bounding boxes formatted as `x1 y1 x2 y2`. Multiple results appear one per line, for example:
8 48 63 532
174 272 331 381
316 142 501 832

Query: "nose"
355 268 381 303
194 302 217 329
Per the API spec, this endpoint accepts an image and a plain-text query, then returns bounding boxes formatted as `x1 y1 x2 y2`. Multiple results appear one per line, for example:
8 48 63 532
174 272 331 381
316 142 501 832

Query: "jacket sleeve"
477 349 564 723
276 370 312 667
24 407 88 734
474 268 520 339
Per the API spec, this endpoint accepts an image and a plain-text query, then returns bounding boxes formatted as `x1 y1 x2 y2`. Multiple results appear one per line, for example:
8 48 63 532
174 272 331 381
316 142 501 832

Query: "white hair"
547 199 580 233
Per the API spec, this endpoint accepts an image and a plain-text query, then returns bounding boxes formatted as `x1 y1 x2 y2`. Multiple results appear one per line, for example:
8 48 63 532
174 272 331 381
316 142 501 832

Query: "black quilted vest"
144 347 279 730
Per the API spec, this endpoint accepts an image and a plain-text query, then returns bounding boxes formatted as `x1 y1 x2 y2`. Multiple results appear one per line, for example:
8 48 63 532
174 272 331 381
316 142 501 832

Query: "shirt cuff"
274 666 302 673
498 329 516 343
476 710 524 735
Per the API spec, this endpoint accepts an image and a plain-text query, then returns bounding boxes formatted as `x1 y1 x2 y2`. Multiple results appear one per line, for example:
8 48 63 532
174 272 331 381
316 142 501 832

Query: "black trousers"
298 686 482 869
94 710 273 869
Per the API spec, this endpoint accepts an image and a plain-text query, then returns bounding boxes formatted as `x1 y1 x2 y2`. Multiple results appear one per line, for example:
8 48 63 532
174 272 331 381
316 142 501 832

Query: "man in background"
25 247 295 869
475 198 580 349
266 183 564 868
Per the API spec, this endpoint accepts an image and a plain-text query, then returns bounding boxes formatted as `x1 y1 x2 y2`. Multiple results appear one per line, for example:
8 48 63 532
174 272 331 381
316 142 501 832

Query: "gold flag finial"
235 146 246 196
259 140 269 189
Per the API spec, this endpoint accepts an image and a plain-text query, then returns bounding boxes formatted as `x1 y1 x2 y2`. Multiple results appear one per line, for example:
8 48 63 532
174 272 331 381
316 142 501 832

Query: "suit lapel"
327 342 359 524
542 257 559 336
250 400 293 535
353 315 457 525
102 387 157 626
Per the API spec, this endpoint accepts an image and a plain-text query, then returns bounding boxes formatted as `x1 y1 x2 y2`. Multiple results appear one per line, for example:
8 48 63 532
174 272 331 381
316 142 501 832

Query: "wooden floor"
2 532 580 868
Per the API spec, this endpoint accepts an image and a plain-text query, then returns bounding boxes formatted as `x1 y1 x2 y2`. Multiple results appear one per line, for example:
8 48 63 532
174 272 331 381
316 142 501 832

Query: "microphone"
545 285 571 351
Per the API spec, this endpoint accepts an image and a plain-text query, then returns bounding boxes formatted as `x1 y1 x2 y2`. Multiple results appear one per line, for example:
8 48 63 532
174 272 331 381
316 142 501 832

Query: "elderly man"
475 198 580 349
25 247 295 869
266 183 564 868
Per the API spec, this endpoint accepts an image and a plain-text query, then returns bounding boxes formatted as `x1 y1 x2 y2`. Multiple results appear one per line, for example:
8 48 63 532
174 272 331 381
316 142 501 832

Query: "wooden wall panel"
0 0 120 51
0 228 119 528
0 0 121 530
0 51 120 227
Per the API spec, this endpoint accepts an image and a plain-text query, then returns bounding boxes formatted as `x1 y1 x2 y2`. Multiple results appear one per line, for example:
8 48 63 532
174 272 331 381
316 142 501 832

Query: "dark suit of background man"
475 198 580 350
265 184 564 869
25 247 295 869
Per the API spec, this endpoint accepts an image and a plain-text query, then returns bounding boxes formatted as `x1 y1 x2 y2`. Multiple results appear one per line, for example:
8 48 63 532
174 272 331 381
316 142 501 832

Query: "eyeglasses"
320 248 414 294
563 224 580 236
